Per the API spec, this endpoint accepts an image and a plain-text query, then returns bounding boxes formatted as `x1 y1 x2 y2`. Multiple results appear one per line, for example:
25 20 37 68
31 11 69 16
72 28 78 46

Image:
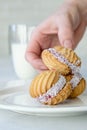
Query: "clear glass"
9 24 37 80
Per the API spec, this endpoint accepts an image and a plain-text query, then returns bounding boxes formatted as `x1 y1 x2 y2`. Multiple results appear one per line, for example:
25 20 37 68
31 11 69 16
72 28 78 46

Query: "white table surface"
0 57 87 130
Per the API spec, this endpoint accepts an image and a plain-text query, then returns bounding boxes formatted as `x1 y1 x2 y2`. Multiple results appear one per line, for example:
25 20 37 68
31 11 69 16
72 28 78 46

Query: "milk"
11 43 38 80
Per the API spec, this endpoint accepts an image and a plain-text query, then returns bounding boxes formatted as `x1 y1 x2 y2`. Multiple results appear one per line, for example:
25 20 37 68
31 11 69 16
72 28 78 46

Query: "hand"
25 1 86 72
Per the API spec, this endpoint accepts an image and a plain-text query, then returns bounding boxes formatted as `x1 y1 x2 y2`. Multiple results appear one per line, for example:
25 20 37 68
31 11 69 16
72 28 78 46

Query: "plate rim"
0 102 87 113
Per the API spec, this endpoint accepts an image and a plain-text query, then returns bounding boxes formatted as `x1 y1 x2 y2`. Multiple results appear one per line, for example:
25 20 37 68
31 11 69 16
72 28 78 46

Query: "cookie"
29 70 72 105
69 73 86 98
42 46 81 75
29 46 86 105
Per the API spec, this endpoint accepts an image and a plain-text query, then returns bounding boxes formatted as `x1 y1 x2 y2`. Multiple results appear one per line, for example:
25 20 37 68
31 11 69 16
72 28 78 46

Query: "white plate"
0 80 87 117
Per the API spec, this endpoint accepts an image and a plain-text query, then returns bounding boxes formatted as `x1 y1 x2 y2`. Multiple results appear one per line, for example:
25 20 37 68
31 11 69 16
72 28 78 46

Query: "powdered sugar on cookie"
70 73 82 89
38 75 66 103
47 48 82 89
48 48 80 74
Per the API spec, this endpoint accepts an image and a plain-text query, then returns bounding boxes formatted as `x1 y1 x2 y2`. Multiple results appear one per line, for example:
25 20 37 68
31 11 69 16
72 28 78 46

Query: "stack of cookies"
29 46 86 105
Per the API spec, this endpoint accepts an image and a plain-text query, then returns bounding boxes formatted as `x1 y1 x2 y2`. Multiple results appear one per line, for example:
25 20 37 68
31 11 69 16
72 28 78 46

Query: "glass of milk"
9 24 38 80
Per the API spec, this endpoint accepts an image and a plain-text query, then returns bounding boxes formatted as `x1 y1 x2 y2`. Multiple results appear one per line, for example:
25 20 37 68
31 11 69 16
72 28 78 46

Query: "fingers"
25 30 48 71
25 52 48 71
25 17 58 71
56 2 82 49
57 14 74 49
25 49 48 71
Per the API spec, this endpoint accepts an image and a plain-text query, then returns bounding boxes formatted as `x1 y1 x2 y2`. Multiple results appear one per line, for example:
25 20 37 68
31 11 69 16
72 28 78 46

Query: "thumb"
57 15 74 49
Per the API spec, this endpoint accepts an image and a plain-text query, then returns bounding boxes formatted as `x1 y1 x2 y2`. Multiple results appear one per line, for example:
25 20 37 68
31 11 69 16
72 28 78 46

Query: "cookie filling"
38 75 66 103
70 72 82 89
48 48 80 73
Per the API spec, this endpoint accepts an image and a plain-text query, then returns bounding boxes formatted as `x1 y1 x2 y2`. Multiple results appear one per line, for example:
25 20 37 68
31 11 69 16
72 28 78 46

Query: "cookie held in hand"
42 46 81 75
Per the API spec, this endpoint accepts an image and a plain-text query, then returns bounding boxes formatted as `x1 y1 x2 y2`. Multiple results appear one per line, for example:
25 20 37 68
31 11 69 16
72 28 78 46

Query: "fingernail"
63 40 73 49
